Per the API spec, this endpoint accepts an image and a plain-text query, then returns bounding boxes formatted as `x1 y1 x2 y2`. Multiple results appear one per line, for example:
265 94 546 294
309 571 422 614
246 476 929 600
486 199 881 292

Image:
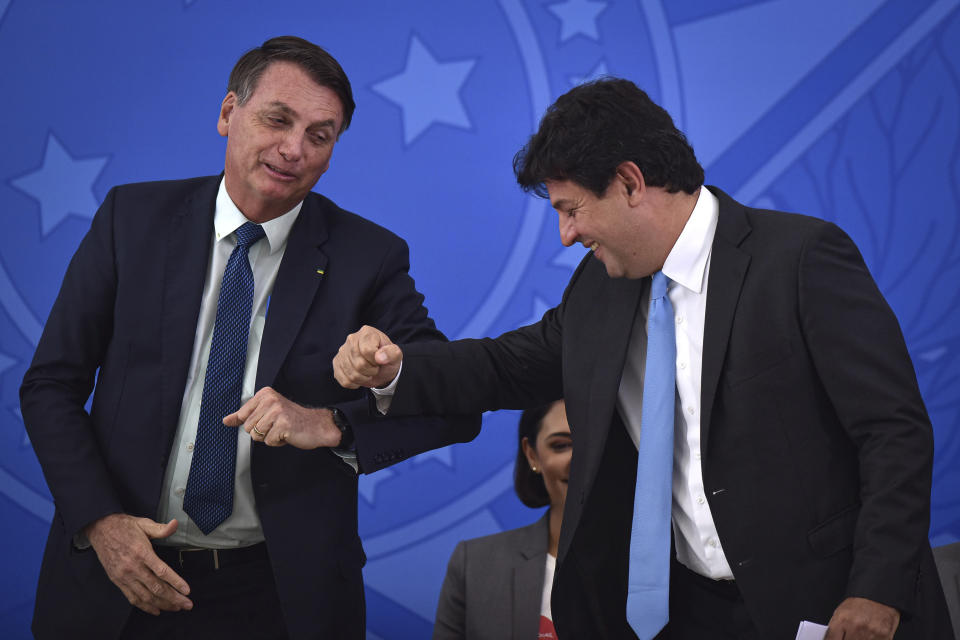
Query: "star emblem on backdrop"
10 133 109 236
548 0 608 42
372 35 477 145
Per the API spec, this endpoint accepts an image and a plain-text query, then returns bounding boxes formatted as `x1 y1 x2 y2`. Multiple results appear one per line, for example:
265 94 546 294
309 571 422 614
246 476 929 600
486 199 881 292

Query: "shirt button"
694 451 702 460
678 361 687 370
676 316 684 325
697 495 705 505
687 406 696 415
709 539 719 548
175 488 185 497
186 442 194 451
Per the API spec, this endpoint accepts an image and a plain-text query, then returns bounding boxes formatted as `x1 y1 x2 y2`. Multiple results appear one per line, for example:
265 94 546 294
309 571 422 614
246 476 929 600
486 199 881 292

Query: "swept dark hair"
514 402 557 508
514 77 703 198
228 35 355 134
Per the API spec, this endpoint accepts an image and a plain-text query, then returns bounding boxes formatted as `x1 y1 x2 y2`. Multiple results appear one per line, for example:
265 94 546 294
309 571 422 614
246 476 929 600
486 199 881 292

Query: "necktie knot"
650 270 669 301
234 222 265 249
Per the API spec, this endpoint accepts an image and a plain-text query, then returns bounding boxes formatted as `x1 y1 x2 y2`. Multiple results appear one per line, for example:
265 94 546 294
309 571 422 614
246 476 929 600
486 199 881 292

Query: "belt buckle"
177 547 220 570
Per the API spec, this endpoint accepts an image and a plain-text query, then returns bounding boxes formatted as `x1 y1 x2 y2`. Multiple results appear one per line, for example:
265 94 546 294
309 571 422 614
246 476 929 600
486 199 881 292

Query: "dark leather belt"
154 541 268 572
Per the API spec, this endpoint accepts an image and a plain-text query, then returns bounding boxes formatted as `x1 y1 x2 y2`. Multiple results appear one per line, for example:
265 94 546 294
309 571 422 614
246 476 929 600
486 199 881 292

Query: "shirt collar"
214 177 302 254
662 186 719 295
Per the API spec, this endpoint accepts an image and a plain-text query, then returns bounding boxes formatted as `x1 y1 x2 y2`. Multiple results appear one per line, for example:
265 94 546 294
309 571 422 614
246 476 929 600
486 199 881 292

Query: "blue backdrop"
2 1 959 637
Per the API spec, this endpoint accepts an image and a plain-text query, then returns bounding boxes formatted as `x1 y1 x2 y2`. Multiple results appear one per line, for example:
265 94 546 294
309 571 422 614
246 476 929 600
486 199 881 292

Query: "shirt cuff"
370 362 402 415
332 449 359 473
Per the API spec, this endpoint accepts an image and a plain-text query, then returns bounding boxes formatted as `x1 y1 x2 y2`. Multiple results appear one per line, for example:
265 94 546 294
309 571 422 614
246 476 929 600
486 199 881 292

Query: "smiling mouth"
264 163 296 179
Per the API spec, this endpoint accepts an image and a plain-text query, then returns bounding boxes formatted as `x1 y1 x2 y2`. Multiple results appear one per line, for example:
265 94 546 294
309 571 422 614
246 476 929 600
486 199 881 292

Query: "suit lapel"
160 177 219 444
586 275 646 399
255 194 329 389
512 514 550 640
558 272 644 564
700 187 752 456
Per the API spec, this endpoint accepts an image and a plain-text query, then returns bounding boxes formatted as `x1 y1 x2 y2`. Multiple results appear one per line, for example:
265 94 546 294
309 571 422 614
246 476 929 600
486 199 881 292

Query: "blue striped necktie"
626 270 675 639
183 221 265 535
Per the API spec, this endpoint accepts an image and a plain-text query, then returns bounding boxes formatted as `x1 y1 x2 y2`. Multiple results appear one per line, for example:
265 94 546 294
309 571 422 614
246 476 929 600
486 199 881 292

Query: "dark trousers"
119 543 289 640
656 560 760 640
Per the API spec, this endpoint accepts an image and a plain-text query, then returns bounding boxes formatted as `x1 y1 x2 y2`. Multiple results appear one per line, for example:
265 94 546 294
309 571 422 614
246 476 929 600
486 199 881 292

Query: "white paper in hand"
795 620 828 640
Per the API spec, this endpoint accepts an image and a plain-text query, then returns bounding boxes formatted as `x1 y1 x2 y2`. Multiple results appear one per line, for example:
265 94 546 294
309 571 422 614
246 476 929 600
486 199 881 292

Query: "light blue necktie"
183 221 265 535
626 270 675 639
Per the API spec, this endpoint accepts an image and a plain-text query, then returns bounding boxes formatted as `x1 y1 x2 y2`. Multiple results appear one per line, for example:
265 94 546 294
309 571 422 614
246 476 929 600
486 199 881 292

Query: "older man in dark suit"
20 36 479 640
334 79 953 639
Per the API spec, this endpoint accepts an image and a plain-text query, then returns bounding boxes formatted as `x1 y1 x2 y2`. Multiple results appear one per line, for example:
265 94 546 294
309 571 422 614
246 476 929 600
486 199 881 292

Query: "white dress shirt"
380 187 731 577
156 179 300 548
617 187 733 579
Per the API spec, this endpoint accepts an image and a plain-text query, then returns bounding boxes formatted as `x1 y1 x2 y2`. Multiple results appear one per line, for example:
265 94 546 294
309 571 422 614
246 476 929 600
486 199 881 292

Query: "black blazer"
390 187 952 638
433 512 550 640
20 175 480 640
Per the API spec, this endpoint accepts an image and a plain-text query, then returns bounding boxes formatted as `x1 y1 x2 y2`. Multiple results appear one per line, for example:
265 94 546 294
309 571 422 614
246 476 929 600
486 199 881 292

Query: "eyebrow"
265 101 338 130
309 119 339 131
265 101 296 116
551 198 577 211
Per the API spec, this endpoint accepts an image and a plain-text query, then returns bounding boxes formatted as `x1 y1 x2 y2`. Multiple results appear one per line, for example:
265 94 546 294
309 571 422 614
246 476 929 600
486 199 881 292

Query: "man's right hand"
334 325 403 389
85 513 192 615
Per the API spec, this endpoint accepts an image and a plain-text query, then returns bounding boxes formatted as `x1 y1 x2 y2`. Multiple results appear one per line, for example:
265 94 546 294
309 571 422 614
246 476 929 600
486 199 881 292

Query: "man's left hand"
223 387 342 449
825 596 900 640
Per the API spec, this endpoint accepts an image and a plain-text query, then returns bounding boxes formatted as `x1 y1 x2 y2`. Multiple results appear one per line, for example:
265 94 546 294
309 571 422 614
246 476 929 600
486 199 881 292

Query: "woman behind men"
433 400 571 640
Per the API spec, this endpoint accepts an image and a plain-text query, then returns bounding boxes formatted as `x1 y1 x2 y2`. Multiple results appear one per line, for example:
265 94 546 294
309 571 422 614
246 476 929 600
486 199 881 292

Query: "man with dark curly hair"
335 78 953 639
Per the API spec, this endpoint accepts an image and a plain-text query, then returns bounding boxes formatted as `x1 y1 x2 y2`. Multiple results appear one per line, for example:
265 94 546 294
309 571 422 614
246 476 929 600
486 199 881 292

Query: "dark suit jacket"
433 512 550 640
19 175 480 640
389 187 952 639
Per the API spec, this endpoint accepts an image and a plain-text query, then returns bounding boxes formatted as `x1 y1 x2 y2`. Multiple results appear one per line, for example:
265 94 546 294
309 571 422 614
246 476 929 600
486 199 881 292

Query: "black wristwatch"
329 407 355 451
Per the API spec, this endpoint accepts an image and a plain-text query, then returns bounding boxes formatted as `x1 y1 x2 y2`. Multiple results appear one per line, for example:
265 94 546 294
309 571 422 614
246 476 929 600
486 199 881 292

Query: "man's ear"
615 161 645 203
217 93 237 137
